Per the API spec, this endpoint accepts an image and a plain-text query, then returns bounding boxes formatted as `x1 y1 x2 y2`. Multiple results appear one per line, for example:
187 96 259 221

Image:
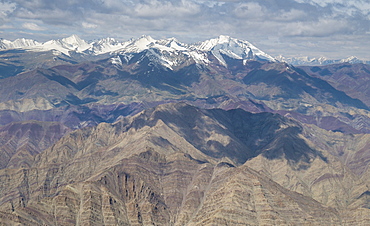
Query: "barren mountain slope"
0 121 70 169
0 103 368 225
299 63 370 107
1 35 370 225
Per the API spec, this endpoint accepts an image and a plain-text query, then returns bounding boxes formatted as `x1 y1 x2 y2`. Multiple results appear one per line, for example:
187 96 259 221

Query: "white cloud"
82 22 97 29
196 0 225 8
134 0 200 18
0 1 16 14
233 2 264 19
22 22 45 30
283 18 351 37
274 9 308 21
296 0 370 16
0 24 13 29
0 0 369 60
0 1 17 21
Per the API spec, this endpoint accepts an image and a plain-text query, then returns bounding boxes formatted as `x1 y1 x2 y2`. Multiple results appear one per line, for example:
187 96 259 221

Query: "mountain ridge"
0 102 368 225
2 35 369 66
277 55 370 66
1 34 370 224
0 35 275 65
1 54 369 134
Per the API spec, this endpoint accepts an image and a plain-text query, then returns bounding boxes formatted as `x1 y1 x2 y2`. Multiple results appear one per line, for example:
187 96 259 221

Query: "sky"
1 0 370 60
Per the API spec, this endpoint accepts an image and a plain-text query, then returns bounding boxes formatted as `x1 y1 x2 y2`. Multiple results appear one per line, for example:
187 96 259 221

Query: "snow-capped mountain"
111 35 210 69
0 35 91 56
0 34 276 68
39 35 91 55
0 38 40 49
2 35 369 68
88 37 127 55
277 55 370 66
194 35 276 64
112 35 277 69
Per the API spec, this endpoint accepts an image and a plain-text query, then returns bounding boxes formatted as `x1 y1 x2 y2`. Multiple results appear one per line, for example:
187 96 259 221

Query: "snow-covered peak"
195 35 234 51
35 35 92 56
95 37 118 45
193 35 276 65
340 56 363 64
277 56 333 65
89 37 127 54
194 35 256 52
218 35 232 43
115 36 195 59
121 35 157 53
0 35 278 68
155 37 188 51
278 55 370 66
62 35 81 45
0 38 40 49
12 38 40 48
61 35 90 50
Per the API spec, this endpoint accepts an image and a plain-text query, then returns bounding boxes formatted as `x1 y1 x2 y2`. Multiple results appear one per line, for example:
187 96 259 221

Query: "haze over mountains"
0 34 370 225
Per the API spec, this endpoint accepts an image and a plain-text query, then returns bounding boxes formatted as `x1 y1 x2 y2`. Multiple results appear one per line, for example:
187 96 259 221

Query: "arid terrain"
0 35 369 225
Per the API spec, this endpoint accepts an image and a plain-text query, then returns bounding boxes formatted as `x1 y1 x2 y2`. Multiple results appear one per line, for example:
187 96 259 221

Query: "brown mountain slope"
0 151 342 225
1 58 370 134
299 63 370 107
0 120 70 169
0 103 369 225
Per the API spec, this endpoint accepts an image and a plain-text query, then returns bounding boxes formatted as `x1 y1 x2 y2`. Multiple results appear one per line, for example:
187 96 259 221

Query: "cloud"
282 18 352 37
0 24 13 29
0 1 16 15
0 0 369 60
233 2 265 19
134 0 200 18
274 9 308 21
82 22 97 29
0 1 17 23
22 22 45 31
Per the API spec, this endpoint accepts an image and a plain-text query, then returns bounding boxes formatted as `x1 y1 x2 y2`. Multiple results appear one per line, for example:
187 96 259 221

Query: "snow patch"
111 56 122 66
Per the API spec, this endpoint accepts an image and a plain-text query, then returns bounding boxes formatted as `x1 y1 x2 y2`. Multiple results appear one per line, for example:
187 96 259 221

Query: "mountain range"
276 55 370 66
2 34 367 67
0 35 274 63
0 34 370 225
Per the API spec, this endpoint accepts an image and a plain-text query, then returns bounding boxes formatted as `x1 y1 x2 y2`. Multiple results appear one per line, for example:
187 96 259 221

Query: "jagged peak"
195 35 252 51
62 34 80 41
92 37 122 47
154 37 188 51
216 34 232 43
192 35 275 64
0 34 276 66
341 56 360 62
137 35 156 43
278 55 369 65
0 37 40 49
97 37 117 43
121 35 157 53
61 35 89 47
166 37 179 42
159 37 181 45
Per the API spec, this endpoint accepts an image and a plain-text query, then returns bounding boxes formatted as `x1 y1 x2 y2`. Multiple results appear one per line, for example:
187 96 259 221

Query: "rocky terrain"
299 63 370 107
0 35 370 225
0 120 70 169
1 50 369 134
1 103 369 225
